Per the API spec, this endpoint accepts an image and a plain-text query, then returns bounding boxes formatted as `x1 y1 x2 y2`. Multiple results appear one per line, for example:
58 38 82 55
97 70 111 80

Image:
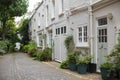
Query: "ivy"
64 36 75 52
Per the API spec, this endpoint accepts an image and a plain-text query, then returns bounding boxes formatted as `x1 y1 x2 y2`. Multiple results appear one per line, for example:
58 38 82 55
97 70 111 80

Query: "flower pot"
116 69 120 79
87 63 96 73
118 70 120 79
100 68 110 80
69 62 77 71
77 64 87 74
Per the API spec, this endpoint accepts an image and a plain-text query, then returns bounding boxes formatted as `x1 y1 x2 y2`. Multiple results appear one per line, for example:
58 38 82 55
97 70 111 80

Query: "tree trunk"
1 20 6 40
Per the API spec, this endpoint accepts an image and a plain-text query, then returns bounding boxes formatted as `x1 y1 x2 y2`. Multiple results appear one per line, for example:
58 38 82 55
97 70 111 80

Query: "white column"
88 6 94 62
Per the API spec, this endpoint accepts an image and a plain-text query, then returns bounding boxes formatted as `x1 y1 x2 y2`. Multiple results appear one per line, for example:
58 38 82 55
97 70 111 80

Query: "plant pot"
100 68 110 80
116 69 120 79
87 63 96 73
69 62 77 71
77 64 87 74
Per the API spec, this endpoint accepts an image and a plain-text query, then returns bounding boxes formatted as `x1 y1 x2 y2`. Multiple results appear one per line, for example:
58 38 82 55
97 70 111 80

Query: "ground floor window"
39 34 43 47
78 26 88 43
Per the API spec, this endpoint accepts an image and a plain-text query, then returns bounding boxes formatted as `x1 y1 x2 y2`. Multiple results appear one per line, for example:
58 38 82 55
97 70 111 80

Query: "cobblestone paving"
0 53 101 80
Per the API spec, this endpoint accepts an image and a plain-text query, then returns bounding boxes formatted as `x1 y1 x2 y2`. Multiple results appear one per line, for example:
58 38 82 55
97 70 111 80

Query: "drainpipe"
88 5 94 63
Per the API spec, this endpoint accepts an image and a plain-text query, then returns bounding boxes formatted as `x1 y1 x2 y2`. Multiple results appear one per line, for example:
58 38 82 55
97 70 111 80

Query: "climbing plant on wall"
64 35 75 53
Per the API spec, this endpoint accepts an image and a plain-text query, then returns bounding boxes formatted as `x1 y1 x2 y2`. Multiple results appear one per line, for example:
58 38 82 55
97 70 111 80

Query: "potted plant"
60 60 69 69
67 52 77 71
116 64 120 79
76 55 93 74
100 62 113 80
106 43 120 79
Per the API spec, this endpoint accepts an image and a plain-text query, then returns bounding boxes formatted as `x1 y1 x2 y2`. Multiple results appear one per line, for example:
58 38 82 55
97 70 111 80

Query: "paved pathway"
0 53 101 80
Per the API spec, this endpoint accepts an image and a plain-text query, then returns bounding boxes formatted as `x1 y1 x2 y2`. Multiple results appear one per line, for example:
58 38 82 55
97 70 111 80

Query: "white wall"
92 1 120 65
69 0 89 9
69 10 89 47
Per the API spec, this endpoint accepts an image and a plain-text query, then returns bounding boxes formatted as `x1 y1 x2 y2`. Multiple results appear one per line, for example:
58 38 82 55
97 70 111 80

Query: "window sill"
76 42 89 48
51 17 55 21
58 12 64 17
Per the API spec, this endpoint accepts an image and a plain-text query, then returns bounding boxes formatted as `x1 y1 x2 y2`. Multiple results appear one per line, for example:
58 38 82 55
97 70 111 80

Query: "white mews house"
28 0 120 71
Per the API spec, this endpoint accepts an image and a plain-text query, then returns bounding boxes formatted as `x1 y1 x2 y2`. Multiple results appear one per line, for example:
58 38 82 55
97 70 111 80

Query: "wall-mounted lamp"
107 13 113 20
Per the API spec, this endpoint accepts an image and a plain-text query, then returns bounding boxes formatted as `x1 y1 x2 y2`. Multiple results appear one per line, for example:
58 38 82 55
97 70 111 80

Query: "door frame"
97 25 108 70
95 16 109 71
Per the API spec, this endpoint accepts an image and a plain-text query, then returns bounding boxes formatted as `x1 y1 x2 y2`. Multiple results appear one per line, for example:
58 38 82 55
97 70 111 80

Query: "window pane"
56 29 57 35
64 26 66 33
61 27 63 34
78 27 82 42
102 29 104 35
105 29 107 35
83 26 87 42
99 29 101 35
99 37 101 42
98 18 107 26
58 28 60 34
105 36 107 42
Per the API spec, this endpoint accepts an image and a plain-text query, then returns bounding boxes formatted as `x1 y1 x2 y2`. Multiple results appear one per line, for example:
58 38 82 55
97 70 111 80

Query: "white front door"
54 26 67 62
97 26 108 69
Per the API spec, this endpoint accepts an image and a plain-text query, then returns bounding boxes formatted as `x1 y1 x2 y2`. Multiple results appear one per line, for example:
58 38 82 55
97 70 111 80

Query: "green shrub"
76 55 93 64
100 62 113 69
23 45 29 52
60 60 69 69
9 45 15 52
37 47 52 61
23 41 37 56
23 41 52 61
67 52 77 63
64 36 75 52
0 40 8 51
0 49 6 55
42 47 52 61
39 51 47 61
27 41 37 51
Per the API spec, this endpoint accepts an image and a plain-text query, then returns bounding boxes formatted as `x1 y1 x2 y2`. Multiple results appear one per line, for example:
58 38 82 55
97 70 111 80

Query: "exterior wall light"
107 13 113 20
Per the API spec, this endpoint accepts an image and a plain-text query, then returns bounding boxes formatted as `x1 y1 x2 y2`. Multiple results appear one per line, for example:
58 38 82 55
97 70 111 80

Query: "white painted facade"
28 0 120 70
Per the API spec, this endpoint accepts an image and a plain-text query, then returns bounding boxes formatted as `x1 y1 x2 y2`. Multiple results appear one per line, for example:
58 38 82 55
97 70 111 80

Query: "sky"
15 0 42 26
28 0 42 12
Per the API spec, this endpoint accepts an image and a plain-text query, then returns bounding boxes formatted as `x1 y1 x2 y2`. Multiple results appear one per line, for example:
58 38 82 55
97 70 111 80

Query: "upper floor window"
61 0 64 12
46 5 49 26
78 26 87 43
98 17 107 26
51 0 55 18
59 0 64 14
56 29 58 35
58 28 60 34
61 27 63 34
64 26 66 33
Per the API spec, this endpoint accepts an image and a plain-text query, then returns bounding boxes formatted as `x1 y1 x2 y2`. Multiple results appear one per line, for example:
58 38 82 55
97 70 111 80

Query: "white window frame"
51 0 55 19
76 25 88 47
58 0 64 15
39 34 43 47
46 5 49 27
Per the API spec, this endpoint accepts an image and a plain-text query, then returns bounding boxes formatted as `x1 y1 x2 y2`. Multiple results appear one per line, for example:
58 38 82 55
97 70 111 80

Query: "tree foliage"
18 18 30 45
0 0 28 40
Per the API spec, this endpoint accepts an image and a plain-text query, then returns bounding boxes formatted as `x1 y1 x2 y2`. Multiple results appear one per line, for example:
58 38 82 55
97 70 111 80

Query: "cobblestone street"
0 53 101 80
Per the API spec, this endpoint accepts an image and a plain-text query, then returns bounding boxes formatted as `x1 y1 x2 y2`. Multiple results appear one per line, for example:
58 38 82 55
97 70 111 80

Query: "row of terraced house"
28 0 120 71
